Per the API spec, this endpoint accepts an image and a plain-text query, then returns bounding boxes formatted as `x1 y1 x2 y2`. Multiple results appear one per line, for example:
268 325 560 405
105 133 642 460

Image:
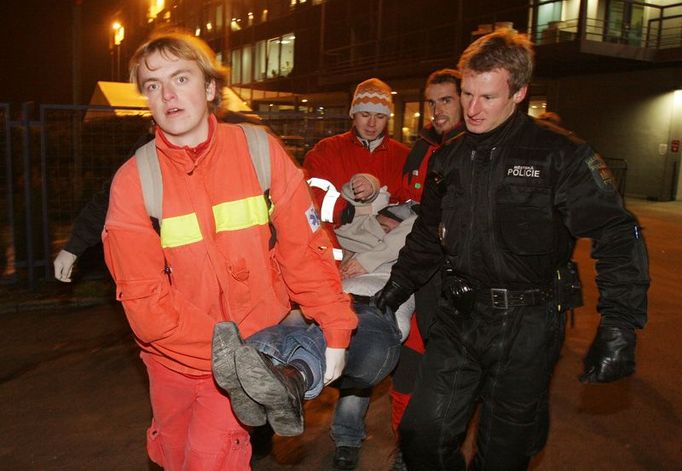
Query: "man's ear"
512 84 528 104
205 80 217 102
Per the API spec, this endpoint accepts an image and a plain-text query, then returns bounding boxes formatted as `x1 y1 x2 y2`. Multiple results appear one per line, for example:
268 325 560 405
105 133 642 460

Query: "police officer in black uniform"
377 29 649 470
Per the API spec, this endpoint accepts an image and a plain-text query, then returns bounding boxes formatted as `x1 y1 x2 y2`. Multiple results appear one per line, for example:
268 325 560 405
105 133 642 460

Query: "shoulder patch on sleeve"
305 204 321 232
585 153 616 193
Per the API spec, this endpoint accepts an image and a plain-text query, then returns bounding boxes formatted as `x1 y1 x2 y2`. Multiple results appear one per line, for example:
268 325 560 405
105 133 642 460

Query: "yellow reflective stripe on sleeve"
213 195 269 233
160 213 203 248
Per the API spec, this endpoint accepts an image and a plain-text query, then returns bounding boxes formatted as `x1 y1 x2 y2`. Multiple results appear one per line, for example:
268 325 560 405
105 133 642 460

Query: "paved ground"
1 198 681 470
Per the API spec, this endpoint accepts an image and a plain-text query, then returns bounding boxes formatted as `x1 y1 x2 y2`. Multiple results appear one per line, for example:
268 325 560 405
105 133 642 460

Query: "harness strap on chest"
134 123 272 232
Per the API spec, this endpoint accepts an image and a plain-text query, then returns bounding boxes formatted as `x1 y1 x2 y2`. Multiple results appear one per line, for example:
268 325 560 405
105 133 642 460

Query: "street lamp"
112 21 125 81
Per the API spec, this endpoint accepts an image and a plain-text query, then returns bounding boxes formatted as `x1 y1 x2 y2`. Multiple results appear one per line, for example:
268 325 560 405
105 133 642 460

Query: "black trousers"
399 300 566 471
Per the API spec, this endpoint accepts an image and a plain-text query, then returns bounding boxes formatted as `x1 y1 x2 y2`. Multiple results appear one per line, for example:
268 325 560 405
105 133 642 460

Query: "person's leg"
212 322 266 427
330 389 372 447
245 322 326 398
471 305 567 471
234 323 326 436
183 375 252 471
390 274 439 434
390 315 425 432
335 303 401 390
142 354 195 470
328 303 399 469
399 307 482 471
330 389 372 469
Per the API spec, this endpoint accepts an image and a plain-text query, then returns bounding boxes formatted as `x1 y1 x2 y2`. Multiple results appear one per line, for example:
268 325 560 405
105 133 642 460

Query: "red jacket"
104 115 357 376
396 123 464 203
303 130 409 228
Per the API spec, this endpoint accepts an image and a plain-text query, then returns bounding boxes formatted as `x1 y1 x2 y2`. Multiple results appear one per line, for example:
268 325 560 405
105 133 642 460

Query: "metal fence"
0 102 630 289
0 103 353 289
1 103 151 288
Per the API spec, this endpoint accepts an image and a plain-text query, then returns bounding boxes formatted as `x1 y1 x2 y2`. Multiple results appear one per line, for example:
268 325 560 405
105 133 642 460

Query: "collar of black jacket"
464 110 526 151
419 122 464 147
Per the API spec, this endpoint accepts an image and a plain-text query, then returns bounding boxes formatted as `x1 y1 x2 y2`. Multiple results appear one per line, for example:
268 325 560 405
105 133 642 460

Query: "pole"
72 0 82 104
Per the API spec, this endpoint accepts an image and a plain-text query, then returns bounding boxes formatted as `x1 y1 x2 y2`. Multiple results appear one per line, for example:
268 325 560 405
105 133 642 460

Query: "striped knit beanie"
349 78 393 118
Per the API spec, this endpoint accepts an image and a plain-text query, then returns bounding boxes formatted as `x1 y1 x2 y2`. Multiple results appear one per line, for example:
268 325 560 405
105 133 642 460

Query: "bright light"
113 22 125 45
391 91 397 95
206 22 213 31
195 27 201 36
674 90 682 106
148 0 165 20
301 98 308 103
413 112 420 118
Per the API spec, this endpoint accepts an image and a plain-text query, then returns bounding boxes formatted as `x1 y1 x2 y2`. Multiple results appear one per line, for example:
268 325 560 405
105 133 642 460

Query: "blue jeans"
330 388 372 448
245 303 401 402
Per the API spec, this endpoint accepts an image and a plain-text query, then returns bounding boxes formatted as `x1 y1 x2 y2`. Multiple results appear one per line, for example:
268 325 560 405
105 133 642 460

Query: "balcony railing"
320 22 458 80
531 2 682 52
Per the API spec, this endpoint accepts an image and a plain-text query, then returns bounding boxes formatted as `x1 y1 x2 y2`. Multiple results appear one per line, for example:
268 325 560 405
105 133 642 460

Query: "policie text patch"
585 153 616 193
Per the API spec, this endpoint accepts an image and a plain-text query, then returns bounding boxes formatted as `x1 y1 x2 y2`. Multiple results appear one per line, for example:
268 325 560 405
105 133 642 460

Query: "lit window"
148 0 165 20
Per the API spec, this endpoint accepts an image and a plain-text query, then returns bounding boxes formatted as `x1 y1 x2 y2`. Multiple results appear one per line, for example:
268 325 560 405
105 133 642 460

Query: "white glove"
352 186 391 217
323 347 347 385
369 187 390 214
53 250 78 282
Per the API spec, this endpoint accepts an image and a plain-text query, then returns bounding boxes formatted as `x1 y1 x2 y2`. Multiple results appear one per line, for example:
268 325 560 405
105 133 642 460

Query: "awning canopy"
85 81 253 121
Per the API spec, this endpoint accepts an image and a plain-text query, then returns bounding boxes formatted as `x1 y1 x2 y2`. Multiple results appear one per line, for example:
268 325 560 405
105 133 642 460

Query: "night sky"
0 0 119 108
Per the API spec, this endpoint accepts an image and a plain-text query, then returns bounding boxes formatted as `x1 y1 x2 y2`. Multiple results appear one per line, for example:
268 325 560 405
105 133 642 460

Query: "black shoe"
333 446 360 470
212 322 266 426
390 448 408 471
249 424 274 463
235 345 305 436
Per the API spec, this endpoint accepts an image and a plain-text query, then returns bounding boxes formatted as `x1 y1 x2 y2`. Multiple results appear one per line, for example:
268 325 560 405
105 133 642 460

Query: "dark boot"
333 446 360 470
234 345 306 436
212 322 266 426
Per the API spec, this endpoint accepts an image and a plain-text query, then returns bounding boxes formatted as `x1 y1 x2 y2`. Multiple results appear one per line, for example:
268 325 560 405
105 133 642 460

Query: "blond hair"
458 29 534 96
129 31 227 110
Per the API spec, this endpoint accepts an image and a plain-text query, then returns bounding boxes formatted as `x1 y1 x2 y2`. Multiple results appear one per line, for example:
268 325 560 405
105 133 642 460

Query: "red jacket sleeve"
270 136 358 348
303 139 349 225
103 158 217 373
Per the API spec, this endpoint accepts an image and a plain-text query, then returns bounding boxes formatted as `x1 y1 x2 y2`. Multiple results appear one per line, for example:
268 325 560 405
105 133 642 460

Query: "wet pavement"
1 198 681 470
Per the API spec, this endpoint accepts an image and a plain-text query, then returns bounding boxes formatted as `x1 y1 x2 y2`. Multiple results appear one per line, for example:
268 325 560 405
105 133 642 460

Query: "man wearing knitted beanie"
303 79 410 470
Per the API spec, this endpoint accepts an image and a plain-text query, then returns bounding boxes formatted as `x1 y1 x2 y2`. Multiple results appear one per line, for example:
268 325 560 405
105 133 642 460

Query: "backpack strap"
134 124 271 238
236 123 271 192
134 139 162 229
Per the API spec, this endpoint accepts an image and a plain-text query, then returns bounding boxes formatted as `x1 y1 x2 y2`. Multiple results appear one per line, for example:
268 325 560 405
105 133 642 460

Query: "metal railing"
1 103 151 288
0 103 361 288
531 2 682 51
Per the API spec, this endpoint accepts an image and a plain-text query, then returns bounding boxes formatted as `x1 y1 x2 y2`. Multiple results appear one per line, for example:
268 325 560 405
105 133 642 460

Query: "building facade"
112 0 682 200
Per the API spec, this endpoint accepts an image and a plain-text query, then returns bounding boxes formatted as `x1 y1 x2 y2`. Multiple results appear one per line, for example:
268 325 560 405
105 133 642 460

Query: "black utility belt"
475 287 552 310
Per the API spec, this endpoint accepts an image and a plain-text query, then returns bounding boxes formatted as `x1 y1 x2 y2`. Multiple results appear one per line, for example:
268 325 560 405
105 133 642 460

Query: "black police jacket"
390 111 649 329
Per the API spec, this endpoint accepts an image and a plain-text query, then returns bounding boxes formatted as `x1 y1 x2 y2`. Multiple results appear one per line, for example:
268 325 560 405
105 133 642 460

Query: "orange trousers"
142 353 252 470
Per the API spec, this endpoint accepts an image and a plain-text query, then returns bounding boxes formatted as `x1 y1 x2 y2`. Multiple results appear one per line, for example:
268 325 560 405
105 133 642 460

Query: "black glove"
375 279 411 316
339 203 355 225
580 324 636 384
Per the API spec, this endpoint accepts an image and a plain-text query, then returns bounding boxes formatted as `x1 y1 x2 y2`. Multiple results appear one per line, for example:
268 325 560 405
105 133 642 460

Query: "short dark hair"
458 29 534 96
426 68 461 89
